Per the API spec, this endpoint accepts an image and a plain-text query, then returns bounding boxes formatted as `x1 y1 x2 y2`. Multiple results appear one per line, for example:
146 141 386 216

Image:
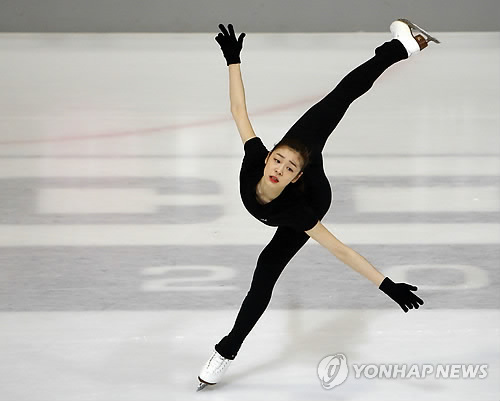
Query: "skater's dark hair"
270 137 311 172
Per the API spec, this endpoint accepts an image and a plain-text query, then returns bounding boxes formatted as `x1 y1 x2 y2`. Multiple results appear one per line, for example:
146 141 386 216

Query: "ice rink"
0 31 499 400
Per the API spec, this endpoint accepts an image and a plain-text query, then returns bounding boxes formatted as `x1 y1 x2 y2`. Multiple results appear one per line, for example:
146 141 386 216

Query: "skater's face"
263 146 304 189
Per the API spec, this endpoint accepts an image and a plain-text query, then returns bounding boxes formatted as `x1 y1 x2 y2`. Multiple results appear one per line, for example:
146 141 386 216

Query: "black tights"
215 39 408 359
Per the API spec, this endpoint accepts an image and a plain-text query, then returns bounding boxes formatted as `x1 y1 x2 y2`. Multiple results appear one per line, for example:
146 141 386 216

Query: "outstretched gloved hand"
215 23 246 66
379 277 424 313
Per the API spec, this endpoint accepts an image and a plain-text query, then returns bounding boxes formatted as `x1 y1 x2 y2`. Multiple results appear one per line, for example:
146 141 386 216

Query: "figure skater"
197 19 440 391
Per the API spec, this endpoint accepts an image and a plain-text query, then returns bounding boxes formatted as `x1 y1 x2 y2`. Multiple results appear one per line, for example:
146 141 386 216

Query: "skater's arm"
229 64 257 144
232 109 257 145
229 64 247 112
306 221 385 286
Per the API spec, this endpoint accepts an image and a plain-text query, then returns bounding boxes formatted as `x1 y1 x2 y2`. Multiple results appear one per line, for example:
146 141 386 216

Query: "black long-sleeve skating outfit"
215 39 408 360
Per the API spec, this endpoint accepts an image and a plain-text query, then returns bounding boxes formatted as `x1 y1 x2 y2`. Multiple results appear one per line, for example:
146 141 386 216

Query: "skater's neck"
255 176 283 205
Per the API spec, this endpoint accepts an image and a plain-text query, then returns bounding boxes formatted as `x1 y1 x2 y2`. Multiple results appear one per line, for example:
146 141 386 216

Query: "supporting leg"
215 226 310 360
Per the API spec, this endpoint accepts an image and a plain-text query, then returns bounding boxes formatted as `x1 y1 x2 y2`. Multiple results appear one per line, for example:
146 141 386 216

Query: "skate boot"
196 349 233 391
390 18 440 57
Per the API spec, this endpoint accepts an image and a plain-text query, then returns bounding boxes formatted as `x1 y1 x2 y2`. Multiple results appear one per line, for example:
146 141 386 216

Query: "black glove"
215 23 246 66
379 277 424 313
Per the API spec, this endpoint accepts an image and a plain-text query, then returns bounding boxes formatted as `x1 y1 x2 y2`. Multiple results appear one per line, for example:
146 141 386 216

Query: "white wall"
1 0 499 32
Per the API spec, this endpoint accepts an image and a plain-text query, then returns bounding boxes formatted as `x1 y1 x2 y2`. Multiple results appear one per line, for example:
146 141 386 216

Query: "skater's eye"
274 158 280 163
287 167 294 172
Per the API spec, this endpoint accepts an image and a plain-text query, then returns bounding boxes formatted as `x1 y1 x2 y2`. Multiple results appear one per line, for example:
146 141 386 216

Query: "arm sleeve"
299 206 319 232
286 201 319 232
243 136 268 167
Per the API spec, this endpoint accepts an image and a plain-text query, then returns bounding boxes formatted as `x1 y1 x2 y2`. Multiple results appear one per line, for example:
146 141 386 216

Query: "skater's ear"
291 171 303 183
265 151 271 164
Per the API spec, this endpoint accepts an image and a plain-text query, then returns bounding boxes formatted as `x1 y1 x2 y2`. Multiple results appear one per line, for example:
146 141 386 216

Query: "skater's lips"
270 176 279 183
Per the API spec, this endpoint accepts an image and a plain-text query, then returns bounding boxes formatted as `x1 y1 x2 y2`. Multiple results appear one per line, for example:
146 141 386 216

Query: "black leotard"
240 136 319 232
215 39 408 360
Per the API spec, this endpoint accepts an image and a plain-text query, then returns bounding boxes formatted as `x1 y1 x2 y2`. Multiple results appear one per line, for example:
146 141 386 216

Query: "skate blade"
196 377 215 392
398 18 441 44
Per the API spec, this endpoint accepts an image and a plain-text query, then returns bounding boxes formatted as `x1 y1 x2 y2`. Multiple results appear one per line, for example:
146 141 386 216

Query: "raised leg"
282 39 408 159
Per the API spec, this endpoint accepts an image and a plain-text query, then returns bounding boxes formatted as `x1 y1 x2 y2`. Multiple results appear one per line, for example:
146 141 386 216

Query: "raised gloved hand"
215 23 246 66
379 277 424 313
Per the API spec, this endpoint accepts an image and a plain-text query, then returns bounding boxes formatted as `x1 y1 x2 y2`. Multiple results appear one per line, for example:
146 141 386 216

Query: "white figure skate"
390 18 440 57
196 349 233 391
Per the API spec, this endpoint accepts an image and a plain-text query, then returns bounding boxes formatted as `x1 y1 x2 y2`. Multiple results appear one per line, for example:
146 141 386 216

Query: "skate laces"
207 351 231 373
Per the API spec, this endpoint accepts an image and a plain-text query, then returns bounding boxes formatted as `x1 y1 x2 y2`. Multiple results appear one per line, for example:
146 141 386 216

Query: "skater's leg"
302 153 332 215
283 39 408 157
215 226 310 359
